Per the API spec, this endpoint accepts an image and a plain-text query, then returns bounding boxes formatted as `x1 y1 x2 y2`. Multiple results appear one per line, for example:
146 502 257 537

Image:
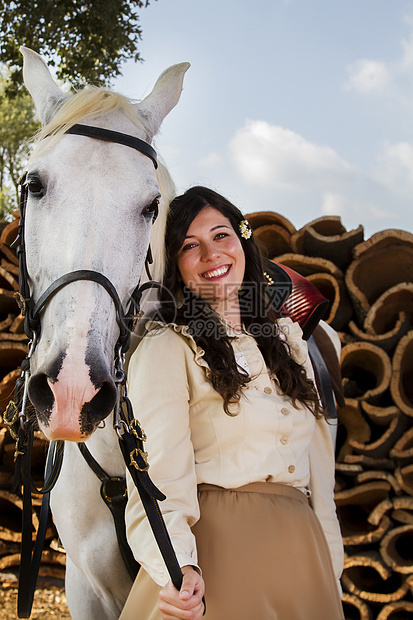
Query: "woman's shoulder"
135 320 209 371
276 316 303 339
276 317 308 365
136 320 192 348
145 319 193 340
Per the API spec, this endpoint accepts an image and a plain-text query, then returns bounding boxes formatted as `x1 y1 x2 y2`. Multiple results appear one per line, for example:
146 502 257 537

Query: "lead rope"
18 441 63 618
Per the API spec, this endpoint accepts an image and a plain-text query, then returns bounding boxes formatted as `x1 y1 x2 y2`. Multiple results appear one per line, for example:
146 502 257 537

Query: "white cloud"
344 17 413 96
226 119 400 234
229 119 353 192
344 59 390 93
376 141 413 191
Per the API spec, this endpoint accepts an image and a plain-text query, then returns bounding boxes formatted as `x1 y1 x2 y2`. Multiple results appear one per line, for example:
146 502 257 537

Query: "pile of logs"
0 210 412 619
247 210 413 619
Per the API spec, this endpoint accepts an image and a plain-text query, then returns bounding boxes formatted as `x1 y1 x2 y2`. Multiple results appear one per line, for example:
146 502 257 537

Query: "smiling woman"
119 186 345 620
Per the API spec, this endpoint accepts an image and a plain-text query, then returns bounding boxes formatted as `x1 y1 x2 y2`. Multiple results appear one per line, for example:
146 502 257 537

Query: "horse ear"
136 62 190 137
21 46 67 125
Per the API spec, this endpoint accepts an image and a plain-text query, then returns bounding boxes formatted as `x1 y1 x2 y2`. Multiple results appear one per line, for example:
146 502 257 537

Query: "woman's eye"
182 243 197 252
142 197 160 221
215 232 228 240
26 176 45 198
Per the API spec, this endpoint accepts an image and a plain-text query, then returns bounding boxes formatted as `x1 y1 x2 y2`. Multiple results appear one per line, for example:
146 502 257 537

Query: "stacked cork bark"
246 210 413 620
0 211 412 618
0 214 66 584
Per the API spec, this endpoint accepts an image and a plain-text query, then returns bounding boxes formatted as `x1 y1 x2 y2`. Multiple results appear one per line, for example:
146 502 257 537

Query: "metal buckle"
130 309 144 334
13 292 28 316
130 418 147 442
3 401 20 440
129 448 149 472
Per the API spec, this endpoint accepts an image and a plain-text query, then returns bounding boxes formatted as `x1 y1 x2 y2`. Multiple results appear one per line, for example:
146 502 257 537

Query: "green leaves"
0 0 152 88
0 71 40 218
0 0 155 217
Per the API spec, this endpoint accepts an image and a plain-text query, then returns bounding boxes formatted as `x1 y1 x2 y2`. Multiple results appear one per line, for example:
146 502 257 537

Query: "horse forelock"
28 87 149 162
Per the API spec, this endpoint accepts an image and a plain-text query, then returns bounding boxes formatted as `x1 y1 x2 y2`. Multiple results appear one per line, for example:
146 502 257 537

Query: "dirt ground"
0 584 70 619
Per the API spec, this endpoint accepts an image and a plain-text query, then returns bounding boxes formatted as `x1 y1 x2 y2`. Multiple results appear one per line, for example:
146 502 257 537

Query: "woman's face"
176 206 246 307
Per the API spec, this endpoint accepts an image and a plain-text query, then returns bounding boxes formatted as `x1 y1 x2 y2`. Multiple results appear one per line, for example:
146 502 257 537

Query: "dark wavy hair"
157 186 322 417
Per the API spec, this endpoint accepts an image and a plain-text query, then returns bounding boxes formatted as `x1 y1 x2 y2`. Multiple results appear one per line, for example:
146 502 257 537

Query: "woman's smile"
200 264 231 279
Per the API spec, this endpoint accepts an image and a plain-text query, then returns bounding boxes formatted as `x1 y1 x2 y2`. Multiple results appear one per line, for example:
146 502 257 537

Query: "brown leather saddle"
263 258 344 414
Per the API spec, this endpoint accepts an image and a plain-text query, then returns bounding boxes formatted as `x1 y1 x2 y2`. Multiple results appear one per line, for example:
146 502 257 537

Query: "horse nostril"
85 380 117 427
28 373 55 415
28 372 117 434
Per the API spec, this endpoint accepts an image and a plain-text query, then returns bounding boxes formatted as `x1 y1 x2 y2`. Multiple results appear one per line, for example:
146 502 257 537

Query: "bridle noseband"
16 123 160 353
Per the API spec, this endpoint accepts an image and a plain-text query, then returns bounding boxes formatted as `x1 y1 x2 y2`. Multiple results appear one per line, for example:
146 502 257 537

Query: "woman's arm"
125 328 201 586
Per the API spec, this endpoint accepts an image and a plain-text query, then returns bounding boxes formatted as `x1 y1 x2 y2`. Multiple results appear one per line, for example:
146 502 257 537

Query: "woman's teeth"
202 265 230 279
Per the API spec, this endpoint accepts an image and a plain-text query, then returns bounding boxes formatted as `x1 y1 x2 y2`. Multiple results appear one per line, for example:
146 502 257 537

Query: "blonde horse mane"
151 160 176 283
28 86 173 284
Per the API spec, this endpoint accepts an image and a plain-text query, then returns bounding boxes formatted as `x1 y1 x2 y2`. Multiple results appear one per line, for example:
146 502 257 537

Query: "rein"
6 123 184 618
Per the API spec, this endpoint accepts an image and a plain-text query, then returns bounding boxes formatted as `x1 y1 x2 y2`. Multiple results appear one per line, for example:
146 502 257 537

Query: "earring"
175 285 185 309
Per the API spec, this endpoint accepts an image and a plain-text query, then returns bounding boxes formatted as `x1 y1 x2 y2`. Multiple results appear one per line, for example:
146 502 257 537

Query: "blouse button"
281 407 289 416
264 387 272 395
288 465 295 474
281 436 289 445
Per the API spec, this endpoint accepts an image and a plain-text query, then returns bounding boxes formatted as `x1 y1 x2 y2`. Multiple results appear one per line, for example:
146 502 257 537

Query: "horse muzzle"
28 352 117 441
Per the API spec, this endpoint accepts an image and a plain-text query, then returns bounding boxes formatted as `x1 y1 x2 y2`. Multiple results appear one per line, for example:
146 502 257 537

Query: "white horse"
20 47 189 619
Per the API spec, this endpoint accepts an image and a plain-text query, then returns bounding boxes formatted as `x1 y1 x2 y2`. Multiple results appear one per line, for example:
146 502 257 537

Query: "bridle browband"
16 123 160 351
66 124 158 169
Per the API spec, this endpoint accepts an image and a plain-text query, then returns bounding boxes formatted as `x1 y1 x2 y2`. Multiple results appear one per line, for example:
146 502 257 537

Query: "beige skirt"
119 482 344 620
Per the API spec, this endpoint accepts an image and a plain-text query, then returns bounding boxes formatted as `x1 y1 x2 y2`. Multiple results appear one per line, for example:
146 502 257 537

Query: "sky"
114 0 413 240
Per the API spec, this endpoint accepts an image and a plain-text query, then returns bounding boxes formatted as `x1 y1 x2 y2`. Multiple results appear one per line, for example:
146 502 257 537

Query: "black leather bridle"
16 123 160 351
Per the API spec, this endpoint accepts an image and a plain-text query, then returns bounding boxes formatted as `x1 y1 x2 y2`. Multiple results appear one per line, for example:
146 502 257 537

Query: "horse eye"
26 176 45 198
142 197 159 222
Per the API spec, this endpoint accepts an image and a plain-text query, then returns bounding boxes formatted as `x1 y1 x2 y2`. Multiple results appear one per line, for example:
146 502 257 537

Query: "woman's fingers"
160 598 204 620
159 570 205 620
179 567 204 600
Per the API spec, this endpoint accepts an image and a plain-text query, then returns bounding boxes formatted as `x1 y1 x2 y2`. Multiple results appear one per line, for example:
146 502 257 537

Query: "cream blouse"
125 317 344 587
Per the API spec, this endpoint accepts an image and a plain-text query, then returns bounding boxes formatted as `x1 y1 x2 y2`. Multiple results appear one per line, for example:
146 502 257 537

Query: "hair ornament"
239 219 252 239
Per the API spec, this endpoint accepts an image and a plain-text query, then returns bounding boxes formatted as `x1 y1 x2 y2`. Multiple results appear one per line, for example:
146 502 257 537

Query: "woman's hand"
159 565 205 620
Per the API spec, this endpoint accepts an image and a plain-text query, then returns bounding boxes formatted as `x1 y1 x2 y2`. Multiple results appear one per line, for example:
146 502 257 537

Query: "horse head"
20 47 189 442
